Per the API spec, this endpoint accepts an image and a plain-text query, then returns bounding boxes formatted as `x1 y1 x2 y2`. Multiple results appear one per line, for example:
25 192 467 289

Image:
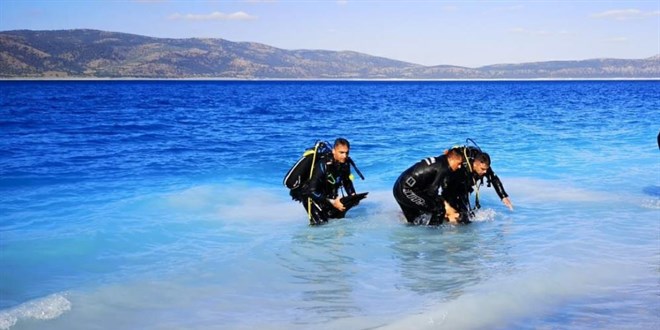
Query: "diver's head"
446 148 464 171
472 152 491 177
332 138 350 164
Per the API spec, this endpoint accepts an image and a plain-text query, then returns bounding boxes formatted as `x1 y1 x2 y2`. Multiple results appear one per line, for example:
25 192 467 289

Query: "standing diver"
393 148 465 225
294 138 367 225
442 143 513 222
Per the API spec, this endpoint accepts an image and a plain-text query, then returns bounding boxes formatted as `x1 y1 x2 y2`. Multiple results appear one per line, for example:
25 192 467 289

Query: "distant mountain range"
1 29 658 79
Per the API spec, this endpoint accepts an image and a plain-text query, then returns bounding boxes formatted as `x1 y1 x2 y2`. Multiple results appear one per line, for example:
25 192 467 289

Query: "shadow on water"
388 222 516 301
273 214 519 329
277 224 362 325
642 185 660 197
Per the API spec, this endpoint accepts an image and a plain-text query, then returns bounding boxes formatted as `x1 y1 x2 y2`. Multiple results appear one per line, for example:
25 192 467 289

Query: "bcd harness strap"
307 142 320 222
461 146 480 211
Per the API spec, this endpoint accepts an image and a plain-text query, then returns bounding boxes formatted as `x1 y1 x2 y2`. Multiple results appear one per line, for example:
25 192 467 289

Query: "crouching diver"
442 140 513 223
393 148 464 225
288 138 367 225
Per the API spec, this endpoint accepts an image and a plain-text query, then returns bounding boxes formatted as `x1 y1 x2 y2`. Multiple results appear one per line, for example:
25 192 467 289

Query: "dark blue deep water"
1 80 659 329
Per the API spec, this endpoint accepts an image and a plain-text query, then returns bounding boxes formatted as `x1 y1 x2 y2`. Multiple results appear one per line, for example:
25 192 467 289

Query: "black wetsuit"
300 156 356 225
392 155 453 225
442 147 509 218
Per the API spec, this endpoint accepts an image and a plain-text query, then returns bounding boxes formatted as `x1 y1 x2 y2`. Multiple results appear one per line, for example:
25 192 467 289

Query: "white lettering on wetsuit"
402 188 427 207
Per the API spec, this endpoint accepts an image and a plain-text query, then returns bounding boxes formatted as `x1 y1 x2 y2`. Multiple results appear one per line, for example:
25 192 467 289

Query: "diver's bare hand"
502 197 514 211
331 197 346 211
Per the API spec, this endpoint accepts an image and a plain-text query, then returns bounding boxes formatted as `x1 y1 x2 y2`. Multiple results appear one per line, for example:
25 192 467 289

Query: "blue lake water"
1 80 659 329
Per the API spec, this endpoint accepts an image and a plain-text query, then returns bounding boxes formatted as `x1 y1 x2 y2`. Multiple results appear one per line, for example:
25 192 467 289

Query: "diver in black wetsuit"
442 146 513 222
299 138 362 225
393 149 464 225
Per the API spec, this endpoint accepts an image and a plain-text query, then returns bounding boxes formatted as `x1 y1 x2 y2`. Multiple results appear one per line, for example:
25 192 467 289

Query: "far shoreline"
1 77 659 82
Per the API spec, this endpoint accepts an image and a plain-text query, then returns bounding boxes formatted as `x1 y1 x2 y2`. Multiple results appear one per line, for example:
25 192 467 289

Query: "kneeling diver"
392 148 464 225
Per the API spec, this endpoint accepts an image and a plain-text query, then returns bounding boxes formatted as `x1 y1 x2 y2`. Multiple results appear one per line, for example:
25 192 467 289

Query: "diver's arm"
341 166 356 196
303 162 328 203
426 159 449 197
487 168 514 211
326 164 349 211
426 172 451 216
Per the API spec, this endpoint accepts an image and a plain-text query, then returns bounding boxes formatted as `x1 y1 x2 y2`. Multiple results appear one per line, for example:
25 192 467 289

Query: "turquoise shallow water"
1 80 659 329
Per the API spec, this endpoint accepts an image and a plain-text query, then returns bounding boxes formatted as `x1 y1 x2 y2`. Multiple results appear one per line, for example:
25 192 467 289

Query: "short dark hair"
474 152 491 166
447 148 465 161
334 137 350 149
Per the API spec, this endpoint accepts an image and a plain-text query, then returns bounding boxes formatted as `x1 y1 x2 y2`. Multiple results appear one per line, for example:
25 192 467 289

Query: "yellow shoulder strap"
307 142 320 223
463 147 473 173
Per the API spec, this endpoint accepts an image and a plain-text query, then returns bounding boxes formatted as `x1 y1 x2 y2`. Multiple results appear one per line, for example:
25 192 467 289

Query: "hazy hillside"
0 29 658 79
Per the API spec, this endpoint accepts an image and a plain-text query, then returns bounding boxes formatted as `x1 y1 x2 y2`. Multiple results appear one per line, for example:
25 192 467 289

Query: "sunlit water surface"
1 81 658 329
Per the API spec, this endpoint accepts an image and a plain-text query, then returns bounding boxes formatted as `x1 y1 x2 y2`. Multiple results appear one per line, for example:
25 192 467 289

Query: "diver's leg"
303 199 327 225
394 184 422 223
400 203 422 223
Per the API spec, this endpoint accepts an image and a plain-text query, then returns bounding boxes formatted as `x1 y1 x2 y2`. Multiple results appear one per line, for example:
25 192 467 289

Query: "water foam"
640 198 660 209
0 293 71 329
470 208 497 222
505 177 612 203
160 183 302 222
348 189 500 225
380 263 628 330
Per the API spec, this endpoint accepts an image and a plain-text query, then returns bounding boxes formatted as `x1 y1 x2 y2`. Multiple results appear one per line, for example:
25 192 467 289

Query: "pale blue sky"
1 0 658 67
